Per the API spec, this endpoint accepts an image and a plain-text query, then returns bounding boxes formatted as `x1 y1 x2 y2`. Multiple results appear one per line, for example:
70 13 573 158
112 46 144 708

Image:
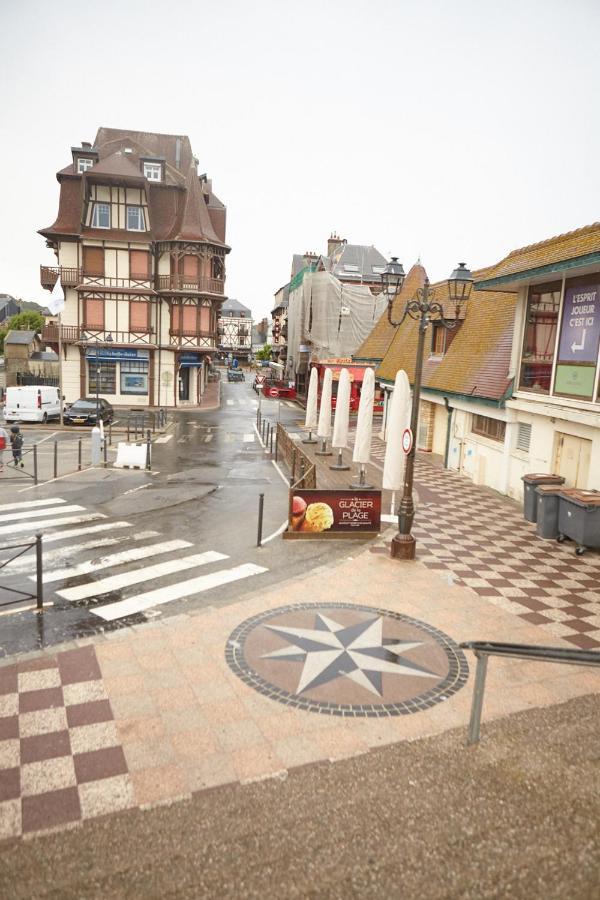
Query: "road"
0 381 365 657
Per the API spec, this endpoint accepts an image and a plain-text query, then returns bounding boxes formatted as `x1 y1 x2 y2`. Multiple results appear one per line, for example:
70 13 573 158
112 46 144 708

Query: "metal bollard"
257 492 264 547
33 444 38 485
35 533 43 611
108 422 112 446
53 441 58 479
270 427 274 456
78 439 82 471
145 430 151 471
127 421 130 442
103 434 108 468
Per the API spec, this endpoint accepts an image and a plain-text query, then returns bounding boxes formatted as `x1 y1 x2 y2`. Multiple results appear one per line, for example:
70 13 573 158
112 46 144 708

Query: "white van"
3 386 61 424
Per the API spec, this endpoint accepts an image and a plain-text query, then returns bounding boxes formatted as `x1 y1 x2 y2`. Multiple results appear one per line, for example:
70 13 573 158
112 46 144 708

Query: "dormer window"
126 206 146 231
77 157 94 173
143 162 162 182
91 202 110 229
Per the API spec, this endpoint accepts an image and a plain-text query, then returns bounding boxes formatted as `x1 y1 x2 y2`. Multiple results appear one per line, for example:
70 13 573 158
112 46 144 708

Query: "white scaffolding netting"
286 270 387 376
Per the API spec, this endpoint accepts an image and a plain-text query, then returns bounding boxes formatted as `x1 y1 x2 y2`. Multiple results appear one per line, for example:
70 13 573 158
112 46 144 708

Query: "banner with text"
555 282 600 398
289 490 381 534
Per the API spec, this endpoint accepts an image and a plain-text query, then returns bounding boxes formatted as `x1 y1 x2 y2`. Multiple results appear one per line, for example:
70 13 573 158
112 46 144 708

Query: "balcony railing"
40 266 82 290
157 274 224 294
42 324 155 346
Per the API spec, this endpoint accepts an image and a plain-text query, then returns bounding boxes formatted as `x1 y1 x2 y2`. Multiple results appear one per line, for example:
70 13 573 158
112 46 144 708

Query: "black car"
64 398 114 426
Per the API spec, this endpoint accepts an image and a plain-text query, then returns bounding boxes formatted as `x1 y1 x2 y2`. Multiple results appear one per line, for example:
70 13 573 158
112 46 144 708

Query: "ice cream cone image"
291 495 307 531
300 502 334 533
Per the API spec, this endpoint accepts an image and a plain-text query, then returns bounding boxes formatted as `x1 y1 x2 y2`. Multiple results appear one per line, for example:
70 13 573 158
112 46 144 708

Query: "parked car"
64 398 114 426
3 386 61 424
261 381 296 400
227 368 245 382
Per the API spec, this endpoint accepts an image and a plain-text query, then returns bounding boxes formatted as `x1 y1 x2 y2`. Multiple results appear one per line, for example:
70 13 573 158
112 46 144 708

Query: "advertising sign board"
288 489 381 535
555 282 600 398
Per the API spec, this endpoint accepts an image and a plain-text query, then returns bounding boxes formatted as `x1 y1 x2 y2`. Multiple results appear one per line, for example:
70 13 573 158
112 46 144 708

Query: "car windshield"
70 401 98 411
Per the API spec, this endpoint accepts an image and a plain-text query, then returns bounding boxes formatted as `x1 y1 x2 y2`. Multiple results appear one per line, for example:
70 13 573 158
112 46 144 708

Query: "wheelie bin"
557 489 600 555
535 484 566 539
522 473 565 523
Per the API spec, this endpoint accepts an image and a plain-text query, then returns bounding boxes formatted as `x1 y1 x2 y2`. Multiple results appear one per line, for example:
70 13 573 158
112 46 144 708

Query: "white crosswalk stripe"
0 498 67 513
243 434 255 443
93 562 268 621
8 531 159 575
154 434 173 444
56 550 229 602
35 538 193 584
0 504 85 524
41 521 131 544
0 513 106 537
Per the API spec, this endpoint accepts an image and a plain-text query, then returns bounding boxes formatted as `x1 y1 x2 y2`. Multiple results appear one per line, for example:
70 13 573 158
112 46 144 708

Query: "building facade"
270 283 289 363
39 128 229 407
217 298 252 361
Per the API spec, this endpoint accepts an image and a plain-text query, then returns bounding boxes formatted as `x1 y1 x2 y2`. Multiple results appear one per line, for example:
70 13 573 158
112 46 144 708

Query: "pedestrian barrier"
114 441 148 470
277 423 316 489
460 640 600 745
0 534 43 611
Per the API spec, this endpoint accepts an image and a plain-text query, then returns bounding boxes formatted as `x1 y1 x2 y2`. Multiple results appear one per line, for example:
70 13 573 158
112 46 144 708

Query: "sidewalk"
0 438 598 850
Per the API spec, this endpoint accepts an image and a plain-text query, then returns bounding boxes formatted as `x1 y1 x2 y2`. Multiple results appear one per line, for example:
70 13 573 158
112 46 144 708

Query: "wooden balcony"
42 324 156 347
40 266 82 291
157 274 224 295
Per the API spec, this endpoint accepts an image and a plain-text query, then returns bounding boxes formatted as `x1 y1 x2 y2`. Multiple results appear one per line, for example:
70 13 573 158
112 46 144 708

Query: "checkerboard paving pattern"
0 645 132 841
409 457 600 650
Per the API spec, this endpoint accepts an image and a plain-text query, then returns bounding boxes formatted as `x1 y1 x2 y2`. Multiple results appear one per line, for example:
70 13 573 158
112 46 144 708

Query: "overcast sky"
1 0 599 321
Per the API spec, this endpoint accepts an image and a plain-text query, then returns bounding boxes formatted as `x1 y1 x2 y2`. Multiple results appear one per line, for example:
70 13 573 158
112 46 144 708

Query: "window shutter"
85 299 104 329
83 247 104 276
516 423 532 452
130 302 149 332
182 306 197 333
199 307 210 333
130 250 150 279
183 255 198 277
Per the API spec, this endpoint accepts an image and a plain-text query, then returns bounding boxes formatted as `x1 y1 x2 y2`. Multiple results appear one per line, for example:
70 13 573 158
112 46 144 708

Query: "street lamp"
382 259 473 560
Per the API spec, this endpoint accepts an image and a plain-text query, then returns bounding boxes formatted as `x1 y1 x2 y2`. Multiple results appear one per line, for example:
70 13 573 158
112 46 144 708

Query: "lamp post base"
330 449 350 471
315 440 332 456
390 533 416 560
302 430 317 445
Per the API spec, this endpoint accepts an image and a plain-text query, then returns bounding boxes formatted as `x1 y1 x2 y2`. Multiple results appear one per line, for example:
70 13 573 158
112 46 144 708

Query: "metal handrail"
0 534 43 609
460 640 600 745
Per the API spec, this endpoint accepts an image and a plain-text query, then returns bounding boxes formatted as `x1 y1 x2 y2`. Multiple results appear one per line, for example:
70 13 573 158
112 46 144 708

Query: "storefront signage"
555 282 600 398
289 490 381 534
179 353 204 367
85 347 149 361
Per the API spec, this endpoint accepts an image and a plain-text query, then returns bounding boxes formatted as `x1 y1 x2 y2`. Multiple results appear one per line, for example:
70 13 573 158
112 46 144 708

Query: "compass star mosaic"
226 603 469 717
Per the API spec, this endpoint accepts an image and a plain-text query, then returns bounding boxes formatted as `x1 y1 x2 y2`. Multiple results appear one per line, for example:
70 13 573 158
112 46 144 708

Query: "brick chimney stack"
327 232 344 257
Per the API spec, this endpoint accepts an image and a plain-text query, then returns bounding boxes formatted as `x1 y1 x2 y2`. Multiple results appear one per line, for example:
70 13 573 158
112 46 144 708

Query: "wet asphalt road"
0 382 367 658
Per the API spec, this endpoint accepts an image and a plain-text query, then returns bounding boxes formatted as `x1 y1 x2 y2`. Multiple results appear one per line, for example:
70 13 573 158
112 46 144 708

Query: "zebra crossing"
0 496 268 624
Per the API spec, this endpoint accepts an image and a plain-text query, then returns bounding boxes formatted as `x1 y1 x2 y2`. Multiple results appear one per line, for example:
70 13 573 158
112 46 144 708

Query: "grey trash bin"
535 484 565 539
557 490 600 555
522 473 565 523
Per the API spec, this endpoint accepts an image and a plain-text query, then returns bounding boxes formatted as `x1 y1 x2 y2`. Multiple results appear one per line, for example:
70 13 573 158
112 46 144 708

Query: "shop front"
178 351 207 404
85 347 151 406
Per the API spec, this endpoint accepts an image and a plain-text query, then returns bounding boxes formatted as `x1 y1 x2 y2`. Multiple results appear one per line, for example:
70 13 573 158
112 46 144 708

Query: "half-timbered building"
39 127 229 407
217 298 252 361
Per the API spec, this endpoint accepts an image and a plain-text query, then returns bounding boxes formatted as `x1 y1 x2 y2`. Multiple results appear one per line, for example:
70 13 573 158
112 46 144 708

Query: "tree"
0 311 45 353
255 344 272 361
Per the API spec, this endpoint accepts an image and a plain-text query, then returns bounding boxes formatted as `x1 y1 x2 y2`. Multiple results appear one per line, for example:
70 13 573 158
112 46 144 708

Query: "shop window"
121 360 149 395
88 361 116 394
84 298 104 329
130 302 150 333
472 414 506 443
130 250 150 279
519 282 561 393
83 246 104 277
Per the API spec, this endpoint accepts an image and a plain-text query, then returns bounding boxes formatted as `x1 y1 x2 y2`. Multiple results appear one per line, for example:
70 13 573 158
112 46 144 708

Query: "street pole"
58 310 63 425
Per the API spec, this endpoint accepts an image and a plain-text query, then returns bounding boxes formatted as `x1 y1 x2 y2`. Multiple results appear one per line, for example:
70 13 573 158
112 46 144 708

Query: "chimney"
327 232 344 257
81 141 92 149
175 137 182 169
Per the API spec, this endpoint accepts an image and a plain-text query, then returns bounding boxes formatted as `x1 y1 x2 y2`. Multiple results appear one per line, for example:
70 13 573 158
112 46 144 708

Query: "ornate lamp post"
381 259 474 559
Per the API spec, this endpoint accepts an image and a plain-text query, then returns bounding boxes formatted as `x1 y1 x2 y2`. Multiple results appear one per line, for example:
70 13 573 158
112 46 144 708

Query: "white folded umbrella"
317 368 332 439
332 368 351 449
383 369 411 494
304 367 318 430
352 367 375 464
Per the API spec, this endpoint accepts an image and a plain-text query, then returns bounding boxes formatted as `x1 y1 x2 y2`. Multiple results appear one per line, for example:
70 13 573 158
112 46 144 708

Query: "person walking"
10 425 24 468
0 424 8 472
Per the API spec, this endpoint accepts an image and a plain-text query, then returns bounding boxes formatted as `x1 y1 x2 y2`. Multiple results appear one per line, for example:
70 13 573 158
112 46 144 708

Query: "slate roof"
329 243 388 282
376 271 517 403
353 263 427 363
220 298 251 316
4 330 37 345
40 128 228 249
30 351 59 362
476 222 600 288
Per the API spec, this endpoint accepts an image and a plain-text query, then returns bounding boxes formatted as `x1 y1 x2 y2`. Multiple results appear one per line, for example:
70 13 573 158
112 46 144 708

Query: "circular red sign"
402 428 413 454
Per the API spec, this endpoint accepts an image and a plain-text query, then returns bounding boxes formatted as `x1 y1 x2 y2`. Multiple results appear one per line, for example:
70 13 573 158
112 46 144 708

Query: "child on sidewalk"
10 426 24 468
